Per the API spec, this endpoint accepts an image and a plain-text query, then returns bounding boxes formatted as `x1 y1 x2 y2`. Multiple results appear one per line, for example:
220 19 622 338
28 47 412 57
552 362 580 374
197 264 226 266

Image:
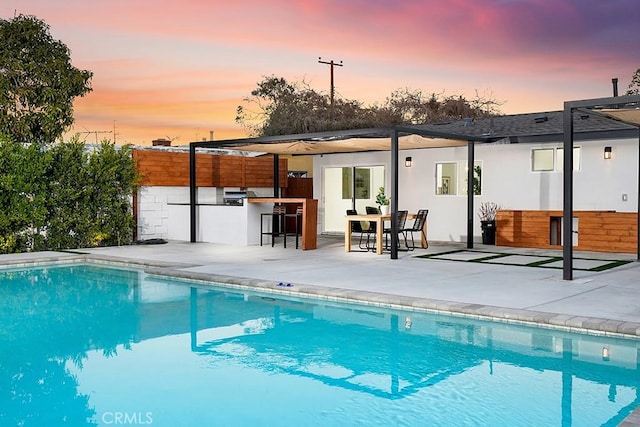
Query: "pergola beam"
562 94 640 280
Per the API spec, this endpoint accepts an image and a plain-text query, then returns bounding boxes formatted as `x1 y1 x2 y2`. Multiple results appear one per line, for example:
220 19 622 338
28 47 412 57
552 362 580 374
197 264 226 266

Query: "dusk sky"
2 0 639 146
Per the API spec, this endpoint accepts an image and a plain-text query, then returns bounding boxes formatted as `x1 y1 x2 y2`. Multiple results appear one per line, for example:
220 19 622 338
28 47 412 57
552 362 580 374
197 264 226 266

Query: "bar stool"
284 205 304 249
260 205 287 247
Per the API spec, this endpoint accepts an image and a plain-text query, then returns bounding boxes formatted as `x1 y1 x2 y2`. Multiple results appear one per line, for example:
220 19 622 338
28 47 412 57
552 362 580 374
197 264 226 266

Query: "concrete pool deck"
2 236 640 338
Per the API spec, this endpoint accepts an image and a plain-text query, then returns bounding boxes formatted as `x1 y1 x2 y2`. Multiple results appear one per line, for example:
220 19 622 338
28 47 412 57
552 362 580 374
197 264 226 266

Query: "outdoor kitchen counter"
166 202 272 245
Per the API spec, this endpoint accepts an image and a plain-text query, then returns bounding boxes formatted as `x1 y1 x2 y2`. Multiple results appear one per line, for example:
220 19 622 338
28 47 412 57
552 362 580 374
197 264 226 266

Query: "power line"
79 129 112 143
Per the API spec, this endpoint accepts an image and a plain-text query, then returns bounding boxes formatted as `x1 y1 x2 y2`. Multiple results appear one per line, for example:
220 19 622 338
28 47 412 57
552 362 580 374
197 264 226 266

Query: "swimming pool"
1 263 639 426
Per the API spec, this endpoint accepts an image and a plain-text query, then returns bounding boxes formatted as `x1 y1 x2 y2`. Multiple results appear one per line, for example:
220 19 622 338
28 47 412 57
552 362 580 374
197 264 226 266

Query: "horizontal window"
531 147 580 172
436 161 482 196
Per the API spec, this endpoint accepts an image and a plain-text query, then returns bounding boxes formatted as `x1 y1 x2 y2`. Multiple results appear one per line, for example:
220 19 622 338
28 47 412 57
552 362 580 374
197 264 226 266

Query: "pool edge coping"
4 253 637 340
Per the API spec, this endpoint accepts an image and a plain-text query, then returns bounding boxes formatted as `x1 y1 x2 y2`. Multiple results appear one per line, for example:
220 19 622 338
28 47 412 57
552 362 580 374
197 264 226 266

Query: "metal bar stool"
284 205 304 249
260 205 287 247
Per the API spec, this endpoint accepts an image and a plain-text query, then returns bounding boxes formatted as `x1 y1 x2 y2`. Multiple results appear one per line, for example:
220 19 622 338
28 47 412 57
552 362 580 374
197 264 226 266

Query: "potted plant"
376 187 390 215
478 202 501 245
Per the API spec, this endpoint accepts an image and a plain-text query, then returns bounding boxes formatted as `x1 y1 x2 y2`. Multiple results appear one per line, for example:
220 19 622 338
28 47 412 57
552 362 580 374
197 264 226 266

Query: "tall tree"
627 68 640 95
236 76 501 137
236 76 386 136
0 14 92 144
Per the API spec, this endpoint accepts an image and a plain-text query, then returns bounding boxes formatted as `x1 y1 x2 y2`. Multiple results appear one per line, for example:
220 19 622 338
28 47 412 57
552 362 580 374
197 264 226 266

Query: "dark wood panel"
496 210 638 253
133 150 288 188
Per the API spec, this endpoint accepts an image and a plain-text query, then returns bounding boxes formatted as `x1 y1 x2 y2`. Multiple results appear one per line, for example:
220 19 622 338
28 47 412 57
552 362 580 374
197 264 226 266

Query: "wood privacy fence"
132 149 288 188
496 210 638 253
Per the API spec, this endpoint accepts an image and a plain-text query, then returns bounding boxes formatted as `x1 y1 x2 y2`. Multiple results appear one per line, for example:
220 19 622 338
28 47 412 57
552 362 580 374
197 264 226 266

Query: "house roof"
190 99 639 155
415 110 639 144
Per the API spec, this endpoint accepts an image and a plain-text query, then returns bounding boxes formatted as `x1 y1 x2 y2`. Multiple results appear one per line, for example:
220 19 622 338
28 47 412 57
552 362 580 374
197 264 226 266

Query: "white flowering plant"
478 202 501 221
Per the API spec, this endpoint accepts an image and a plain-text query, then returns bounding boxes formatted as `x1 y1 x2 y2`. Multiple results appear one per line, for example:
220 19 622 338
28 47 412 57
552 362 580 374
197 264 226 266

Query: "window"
532 149 554 171
458 161 483 196
436 161 482 196
341 167 371 199
531 147 581 172
436 162 457 195
556 147 581 172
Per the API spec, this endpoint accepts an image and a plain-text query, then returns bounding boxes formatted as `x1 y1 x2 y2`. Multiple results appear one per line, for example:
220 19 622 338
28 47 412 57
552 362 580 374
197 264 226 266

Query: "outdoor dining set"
345 208 429 255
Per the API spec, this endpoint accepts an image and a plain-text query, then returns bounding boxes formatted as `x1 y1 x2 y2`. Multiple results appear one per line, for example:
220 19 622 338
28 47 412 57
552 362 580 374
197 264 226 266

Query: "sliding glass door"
323 165 385 233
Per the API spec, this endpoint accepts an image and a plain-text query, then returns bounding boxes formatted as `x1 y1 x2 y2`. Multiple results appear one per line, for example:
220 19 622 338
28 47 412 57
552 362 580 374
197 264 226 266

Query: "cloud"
5 0 639 145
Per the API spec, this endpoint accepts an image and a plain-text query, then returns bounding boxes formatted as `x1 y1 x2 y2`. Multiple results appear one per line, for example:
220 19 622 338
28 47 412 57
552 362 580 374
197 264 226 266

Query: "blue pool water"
1 263 640 426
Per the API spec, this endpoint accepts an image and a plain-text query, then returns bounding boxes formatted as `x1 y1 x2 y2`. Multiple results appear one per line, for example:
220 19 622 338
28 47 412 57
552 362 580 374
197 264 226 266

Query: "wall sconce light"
602 346 610 361
604 146 612 159
405 156 413 168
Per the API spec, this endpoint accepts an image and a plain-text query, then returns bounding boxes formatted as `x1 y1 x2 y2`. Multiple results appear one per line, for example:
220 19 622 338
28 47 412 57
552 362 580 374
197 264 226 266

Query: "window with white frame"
436 161 482 195
436 162 457 195
531 147 580 172
556 147 581 172
458 161 483 196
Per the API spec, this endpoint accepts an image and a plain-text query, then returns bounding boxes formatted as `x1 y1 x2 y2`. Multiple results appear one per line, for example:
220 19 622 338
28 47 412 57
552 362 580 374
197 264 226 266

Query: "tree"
383 88 501 125
236 76 501 136
627 68 640 95
236 76 387 136
0 14 92 144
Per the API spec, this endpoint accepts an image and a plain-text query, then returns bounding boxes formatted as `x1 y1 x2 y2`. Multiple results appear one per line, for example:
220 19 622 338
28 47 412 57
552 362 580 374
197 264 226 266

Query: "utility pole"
318 57 343 105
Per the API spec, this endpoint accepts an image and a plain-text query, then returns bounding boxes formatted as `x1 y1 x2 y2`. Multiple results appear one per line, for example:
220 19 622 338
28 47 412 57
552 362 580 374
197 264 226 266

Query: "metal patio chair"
383 210 408 251
402 209 429 250
346 209 374 251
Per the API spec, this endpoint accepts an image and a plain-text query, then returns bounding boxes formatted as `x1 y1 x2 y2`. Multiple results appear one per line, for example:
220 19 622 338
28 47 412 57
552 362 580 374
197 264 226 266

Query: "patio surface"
2 235 640 337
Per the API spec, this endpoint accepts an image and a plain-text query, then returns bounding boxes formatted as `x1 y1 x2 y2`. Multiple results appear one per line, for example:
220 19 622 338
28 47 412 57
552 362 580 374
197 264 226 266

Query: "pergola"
562 94 640 279
189 126 490 261
189 94 640 280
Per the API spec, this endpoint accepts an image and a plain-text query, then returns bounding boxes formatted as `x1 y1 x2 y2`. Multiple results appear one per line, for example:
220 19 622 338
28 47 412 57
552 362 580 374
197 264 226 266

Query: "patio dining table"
344 213 427 255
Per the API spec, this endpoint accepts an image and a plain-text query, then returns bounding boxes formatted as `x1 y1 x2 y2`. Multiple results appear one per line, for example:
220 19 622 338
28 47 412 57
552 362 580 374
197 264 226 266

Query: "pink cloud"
5 0 638 146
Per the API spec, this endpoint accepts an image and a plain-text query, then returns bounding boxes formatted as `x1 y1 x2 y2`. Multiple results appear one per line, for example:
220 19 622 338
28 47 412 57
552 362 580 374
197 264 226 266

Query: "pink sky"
3 0 639 146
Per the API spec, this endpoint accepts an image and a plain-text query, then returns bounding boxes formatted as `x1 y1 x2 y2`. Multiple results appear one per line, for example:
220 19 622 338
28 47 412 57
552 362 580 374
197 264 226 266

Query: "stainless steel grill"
223 190 256 206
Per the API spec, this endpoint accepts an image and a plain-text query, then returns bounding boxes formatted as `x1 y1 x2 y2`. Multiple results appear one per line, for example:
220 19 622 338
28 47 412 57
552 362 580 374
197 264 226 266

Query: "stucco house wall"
314 137 638 243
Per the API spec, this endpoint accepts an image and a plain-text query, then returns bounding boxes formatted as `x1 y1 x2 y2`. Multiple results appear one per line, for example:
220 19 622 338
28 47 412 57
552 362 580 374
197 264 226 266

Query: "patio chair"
260 205 287 247
402 209 429 250
383 210 408 251
364 206 380 250
346 209 374 251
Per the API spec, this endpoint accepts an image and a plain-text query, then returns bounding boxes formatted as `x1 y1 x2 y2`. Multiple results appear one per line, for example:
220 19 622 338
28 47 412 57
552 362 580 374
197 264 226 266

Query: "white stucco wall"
314 137 638 243
137 186 275 242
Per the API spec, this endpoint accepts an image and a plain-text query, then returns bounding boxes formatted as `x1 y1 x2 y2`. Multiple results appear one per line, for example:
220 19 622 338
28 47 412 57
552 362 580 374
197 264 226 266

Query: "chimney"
152 138 171 147
612 78 619 97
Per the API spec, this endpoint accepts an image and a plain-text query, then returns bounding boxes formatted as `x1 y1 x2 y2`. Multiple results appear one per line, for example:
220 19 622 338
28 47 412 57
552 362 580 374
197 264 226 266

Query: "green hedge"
0 137 139 253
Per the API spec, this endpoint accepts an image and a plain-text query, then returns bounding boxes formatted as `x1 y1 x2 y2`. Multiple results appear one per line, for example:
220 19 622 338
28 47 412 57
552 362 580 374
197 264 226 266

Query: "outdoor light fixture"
405 156 413 168
602 346 610 361
604 146 612 159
